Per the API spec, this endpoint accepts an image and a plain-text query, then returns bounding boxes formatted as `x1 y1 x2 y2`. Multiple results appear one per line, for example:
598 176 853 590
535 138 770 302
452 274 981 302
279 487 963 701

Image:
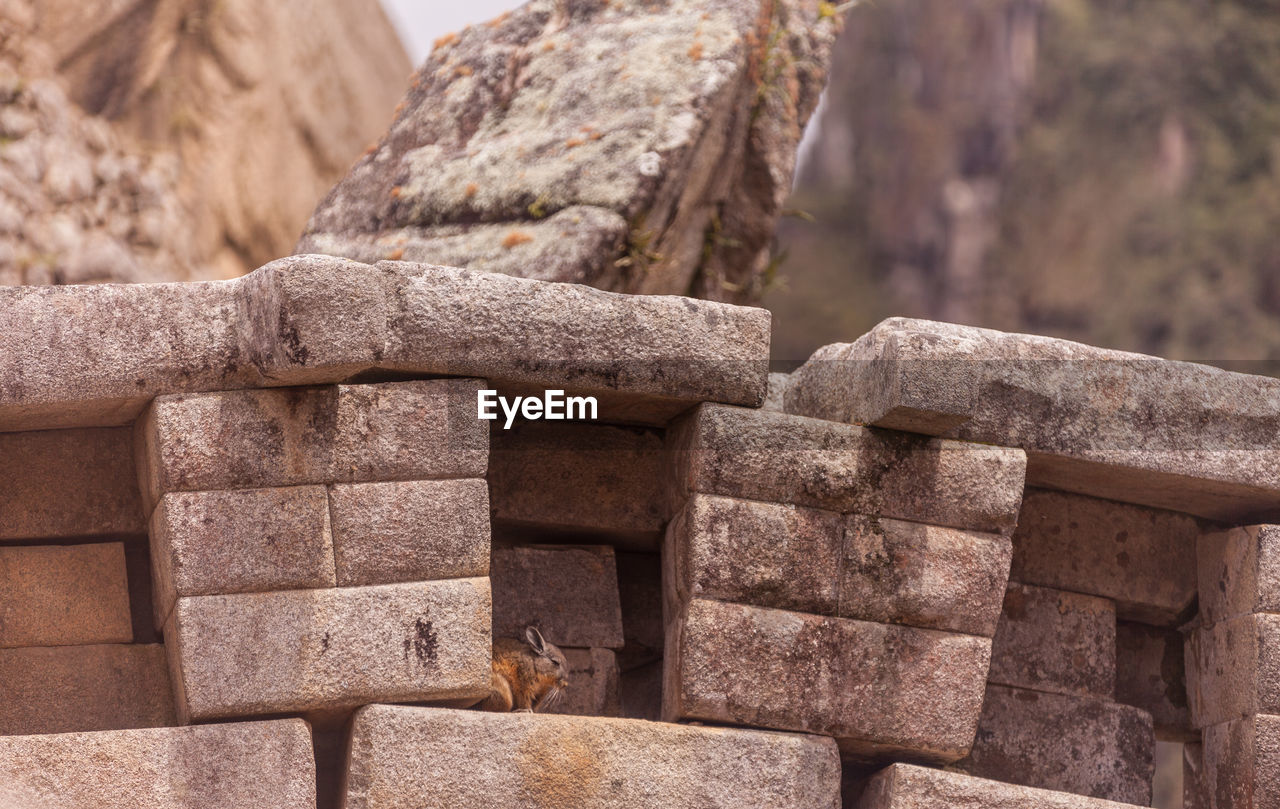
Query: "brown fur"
478 630 569 712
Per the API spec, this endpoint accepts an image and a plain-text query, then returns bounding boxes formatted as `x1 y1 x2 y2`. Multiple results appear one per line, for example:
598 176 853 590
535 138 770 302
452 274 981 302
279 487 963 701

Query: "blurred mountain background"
769 0 1280 367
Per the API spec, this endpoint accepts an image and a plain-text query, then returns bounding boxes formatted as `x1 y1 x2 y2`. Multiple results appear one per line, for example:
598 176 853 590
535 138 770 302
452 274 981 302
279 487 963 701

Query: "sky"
381 1 523 64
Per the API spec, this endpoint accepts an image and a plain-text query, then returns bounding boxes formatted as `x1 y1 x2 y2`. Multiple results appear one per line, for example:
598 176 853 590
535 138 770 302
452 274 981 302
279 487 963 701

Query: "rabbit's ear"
525 625 548 655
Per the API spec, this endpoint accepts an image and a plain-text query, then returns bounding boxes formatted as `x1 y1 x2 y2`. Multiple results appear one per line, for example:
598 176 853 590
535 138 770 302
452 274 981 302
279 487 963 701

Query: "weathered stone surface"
300 0 842 304
1011 488 1201 625
491 545 624 649
0 718 315 808
488 421 666 544
667 496 1010 635
149 486 336 627
165 578 492 722
329 479 489 587
620 660 664 721
956 684 1155 804
1 280 251 431
1186 613 1280 729
666 404 1026 535
842 515 1012 636
989 582 1116 699
136 379 488 506
0 542 131 648
2 256 770 432
0 643 174 736
37 0 411 279
331 379 489 482
1116 621 1193 741
544 648 621 718
856 763 1150 809
1198 524 1280 627
786 318 1280 523
666 493 843 616
763 372 792 412
300 207 630 286
342 704 841 809
665 597 992 763
0 427 143 539
1202 714 1280 809
376 261 770 423
616 551 664 672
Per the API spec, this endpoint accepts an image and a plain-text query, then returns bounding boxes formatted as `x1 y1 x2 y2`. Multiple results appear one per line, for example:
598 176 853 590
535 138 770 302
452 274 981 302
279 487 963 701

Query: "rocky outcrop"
32 0 411 279
298 0 843 303
0 1 199 285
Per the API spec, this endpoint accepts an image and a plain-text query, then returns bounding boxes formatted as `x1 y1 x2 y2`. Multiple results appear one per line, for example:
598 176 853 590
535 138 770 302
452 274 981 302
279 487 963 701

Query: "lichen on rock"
299 0 843 303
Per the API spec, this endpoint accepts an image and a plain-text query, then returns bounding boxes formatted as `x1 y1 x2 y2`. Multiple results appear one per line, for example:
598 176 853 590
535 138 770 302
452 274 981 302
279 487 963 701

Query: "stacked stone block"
136 378 494 722
951 488 1208 804
1186 524 1280 808
661 403 1027 763
0 428 175 737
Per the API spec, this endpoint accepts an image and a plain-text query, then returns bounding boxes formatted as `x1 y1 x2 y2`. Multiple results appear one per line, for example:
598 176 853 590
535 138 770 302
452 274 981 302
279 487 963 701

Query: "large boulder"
298 0 843 303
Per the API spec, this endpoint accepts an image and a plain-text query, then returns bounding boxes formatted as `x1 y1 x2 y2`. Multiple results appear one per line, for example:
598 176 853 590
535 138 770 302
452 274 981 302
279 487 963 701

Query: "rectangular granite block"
328 478 489 586
1186 613 1280 729
664 598 991 763
1198 525 1280 626
341 704 839 809
955 684 1155 805
0 718 315 808
0 427 144 540
0 643 175 736
665 404 1026 536
988 582 1116 699
490 544 623 648
149 485 336 627
0 542 132 648
136 379 487 506
856 763 1152 809
1011 489 1200 625
166 578 492 722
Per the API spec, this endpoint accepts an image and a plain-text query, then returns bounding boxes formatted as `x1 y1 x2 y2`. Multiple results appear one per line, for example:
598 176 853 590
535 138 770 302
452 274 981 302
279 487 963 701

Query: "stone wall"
3 257 1278 807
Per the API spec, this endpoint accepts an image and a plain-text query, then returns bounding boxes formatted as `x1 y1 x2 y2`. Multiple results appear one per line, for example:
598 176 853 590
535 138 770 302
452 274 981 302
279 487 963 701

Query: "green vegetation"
772 0 1280 368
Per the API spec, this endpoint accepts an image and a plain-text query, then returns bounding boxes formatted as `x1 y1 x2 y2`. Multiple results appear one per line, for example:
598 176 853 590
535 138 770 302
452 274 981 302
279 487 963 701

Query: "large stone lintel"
0 256 769 432
786 318 1280 522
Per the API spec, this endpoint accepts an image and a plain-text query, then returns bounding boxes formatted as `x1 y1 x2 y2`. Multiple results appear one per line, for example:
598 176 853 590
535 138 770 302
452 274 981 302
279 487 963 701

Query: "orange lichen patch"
688 41 704 61
362 141 378 157
464 183 479 198
565 137 586 149
486 10 511 28
455 65 474 78
385 248 405 261
542 40 557 52
433 31 459 51
588 131 603 141
502 231 535 249
390 186 403 199
516 727 605 809
394 99 408 116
